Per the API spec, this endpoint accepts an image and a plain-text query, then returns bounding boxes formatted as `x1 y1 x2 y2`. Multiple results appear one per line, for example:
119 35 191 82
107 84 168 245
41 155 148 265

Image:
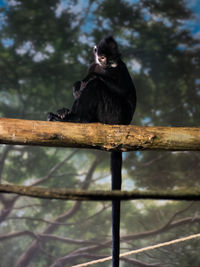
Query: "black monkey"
72 45 124 102
47 36 136 267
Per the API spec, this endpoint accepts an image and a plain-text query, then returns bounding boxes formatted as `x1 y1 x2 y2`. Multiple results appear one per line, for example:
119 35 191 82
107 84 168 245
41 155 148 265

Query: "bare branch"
12 204 42 210
0 145 12 181
54 215 200 265
6 216 71 226
0 118 200 151
1 184 200 201
2 215 199 266
0 195 19 223
0 231 99 246
159 202 194 229
50 253 162 267
14 157 101 267
31 149 79 186
0 231 36 241
121 216 200 242
122 257 163 267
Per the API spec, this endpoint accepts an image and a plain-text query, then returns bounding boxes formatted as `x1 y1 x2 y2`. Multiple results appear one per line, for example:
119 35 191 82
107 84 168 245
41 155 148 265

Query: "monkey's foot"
47 112 56 121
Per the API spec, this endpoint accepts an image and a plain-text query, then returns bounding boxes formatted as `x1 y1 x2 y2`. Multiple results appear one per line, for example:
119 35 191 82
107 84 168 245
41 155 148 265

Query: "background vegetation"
0 0 200 266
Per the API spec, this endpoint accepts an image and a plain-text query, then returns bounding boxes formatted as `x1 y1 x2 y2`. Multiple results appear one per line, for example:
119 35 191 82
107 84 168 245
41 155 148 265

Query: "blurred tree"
0 0 200 266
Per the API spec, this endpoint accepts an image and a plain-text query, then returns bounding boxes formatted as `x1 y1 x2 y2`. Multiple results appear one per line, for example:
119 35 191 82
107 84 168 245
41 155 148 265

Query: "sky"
185 0 200 37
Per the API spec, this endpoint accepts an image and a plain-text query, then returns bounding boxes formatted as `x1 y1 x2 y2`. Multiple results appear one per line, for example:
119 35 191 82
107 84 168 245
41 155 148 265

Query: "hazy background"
0 0 200 266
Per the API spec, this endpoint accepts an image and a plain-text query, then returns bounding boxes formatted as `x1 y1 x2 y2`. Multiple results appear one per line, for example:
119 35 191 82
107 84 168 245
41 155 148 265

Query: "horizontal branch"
1 184 200 201
0 118 200 151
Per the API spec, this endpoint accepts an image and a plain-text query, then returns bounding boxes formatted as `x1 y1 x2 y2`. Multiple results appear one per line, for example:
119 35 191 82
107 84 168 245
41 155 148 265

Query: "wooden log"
0 118 200 151
0 183 200 201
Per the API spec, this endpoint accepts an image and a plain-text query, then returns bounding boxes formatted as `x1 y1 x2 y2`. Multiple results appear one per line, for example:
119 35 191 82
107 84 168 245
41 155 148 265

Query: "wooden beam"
0 118 200 151
0 184 200 201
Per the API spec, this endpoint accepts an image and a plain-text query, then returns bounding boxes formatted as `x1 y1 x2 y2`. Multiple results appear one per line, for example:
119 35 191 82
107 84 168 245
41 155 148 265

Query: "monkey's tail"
111 151 122 267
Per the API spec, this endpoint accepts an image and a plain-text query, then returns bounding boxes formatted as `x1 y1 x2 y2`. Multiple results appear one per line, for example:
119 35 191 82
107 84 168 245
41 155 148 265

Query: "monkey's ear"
105 35 118 52
109 40 117 50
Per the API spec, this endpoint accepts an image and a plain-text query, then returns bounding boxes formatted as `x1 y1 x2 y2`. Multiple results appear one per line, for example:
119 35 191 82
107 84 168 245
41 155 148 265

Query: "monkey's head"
94 36 121 68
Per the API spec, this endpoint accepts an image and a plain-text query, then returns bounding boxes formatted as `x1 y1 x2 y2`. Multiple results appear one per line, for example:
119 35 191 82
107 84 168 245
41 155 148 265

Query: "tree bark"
0 118 200 151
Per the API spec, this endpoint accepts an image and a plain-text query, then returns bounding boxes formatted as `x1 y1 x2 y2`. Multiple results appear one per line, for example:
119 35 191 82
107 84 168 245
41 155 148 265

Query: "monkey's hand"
47 108 70 121
56 107 70 120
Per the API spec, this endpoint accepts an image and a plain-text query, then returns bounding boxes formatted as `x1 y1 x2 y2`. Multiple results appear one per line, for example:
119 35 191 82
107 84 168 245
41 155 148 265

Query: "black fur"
47 36 136 267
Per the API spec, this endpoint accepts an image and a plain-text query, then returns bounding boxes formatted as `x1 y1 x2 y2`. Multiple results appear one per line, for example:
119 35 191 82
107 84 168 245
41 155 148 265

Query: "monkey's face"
98 54 107 66
93 46 117 68
93 46 106 67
